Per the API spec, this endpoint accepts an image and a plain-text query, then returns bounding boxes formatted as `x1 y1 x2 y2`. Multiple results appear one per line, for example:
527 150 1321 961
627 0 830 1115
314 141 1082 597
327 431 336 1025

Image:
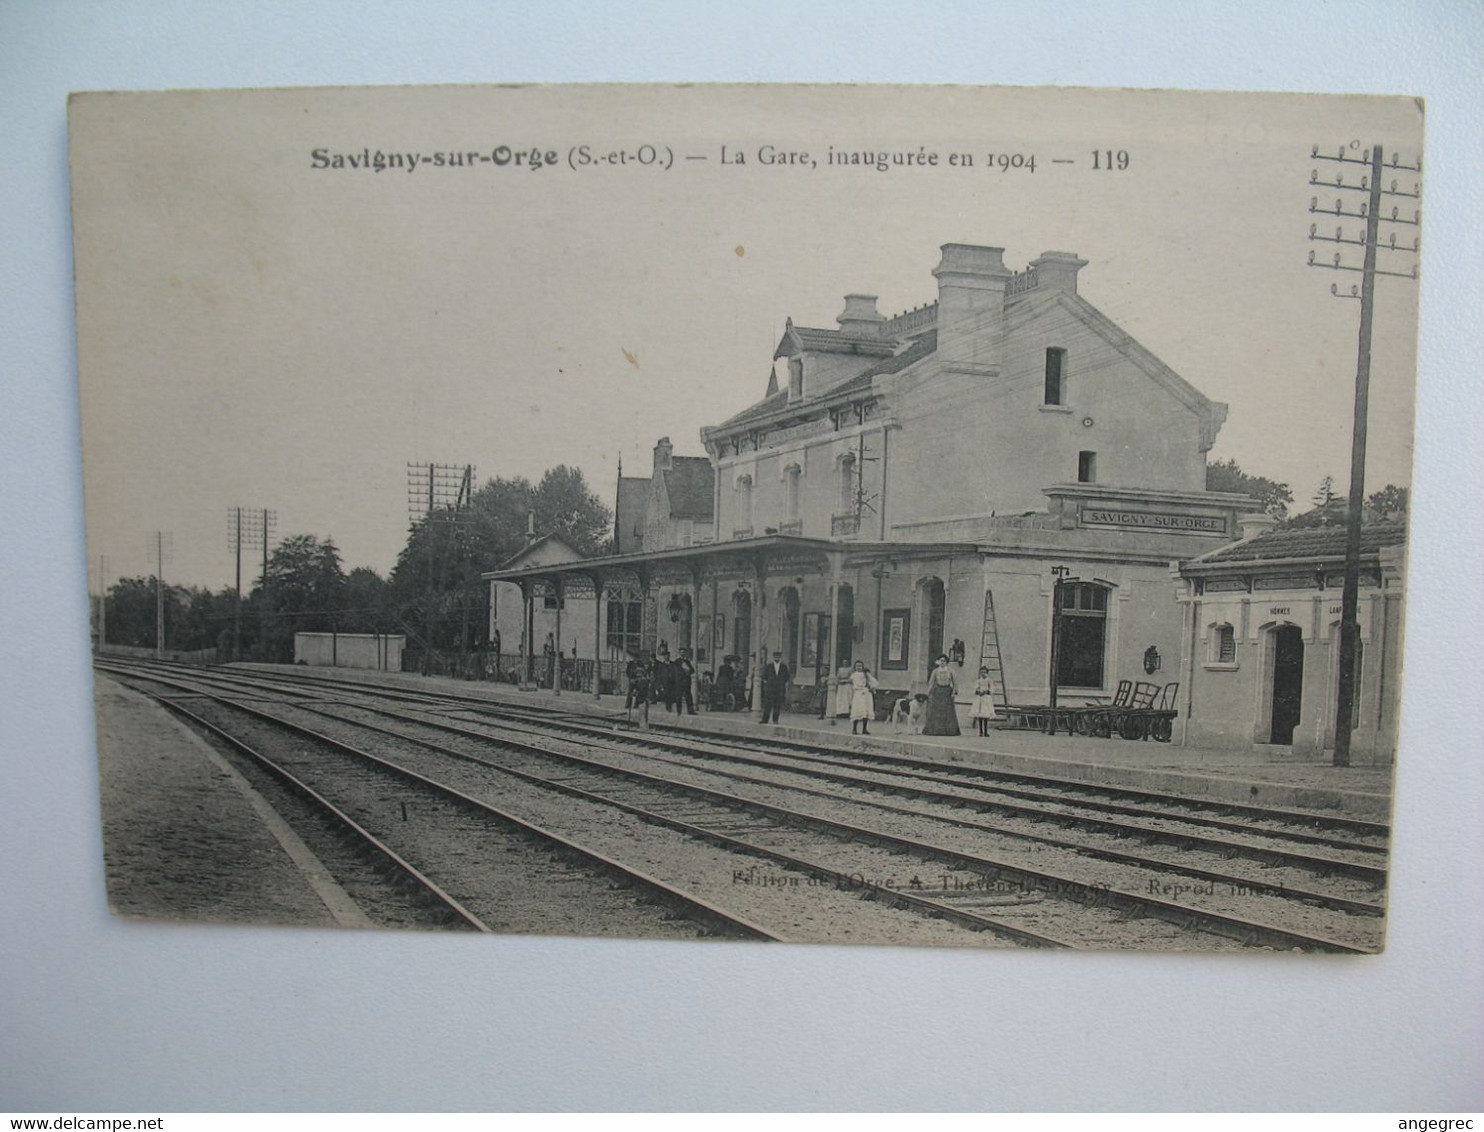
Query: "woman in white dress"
848 660 878 735
834 664 853 721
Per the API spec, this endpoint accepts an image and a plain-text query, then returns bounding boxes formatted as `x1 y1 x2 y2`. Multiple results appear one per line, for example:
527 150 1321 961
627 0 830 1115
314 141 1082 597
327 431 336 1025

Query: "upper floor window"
735 474 754 534
1045 347 1067 405
1078 450 1097 483
785 465 801 523
788 358 804 402
837 453 857 514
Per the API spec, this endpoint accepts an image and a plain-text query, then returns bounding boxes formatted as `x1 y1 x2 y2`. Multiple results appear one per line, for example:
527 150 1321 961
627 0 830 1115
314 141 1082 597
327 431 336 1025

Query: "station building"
1173 521 1406 763
487 242 1263 717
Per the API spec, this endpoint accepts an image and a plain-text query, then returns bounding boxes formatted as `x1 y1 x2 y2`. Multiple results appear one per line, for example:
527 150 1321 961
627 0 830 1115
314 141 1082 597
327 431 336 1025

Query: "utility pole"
1046 565 1070 734
147 532 172 659
852 424 880 533
408 461 477 676
95 554 109 652
227 506 273 663
1307 142 1420 765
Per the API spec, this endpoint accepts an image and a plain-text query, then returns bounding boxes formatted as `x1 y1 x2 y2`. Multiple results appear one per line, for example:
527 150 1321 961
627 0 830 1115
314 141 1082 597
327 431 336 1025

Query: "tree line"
98 465 612 664
1205 458 1408 528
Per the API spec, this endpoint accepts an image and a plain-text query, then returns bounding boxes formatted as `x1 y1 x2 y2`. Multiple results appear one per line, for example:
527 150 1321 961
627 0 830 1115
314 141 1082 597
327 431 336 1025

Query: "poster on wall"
881 609 912 671
72 84 1418 953
802 612 831 669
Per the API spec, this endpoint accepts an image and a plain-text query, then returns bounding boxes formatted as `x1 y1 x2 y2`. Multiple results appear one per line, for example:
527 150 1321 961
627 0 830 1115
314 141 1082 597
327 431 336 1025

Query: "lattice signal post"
406 463 477 674
1307 142 1421 766
227 507 276 662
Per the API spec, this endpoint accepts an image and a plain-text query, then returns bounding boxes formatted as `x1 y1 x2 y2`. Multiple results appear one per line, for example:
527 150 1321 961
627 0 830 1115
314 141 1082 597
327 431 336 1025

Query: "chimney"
653 436 674 473
836 294 884 337
931 244 1012 372
1237 512 1278 541
525 510 537 543
1028 250 1088 294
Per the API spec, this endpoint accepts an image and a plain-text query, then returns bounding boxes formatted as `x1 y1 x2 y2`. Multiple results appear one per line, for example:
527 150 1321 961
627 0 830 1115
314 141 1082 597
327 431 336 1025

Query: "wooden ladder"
978 588 1009 717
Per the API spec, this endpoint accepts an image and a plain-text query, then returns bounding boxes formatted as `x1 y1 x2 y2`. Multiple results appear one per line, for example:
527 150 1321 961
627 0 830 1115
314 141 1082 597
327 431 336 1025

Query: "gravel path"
93 677 344 927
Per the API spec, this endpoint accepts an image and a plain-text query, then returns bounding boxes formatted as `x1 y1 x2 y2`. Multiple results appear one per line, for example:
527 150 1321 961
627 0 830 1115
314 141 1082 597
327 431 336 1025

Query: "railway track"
96 659 1387 951
108 676 786 942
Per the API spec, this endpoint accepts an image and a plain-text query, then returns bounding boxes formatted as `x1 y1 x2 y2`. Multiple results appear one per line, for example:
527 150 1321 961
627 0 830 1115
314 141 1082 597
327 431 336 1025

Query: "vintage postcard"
70 84 1421 951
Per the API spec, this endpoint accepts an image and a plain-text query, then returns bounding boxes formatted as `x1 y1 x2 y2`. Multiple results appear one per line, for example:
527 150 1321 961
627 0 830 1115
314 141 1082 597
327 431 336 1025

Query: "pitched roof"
496 531 585 570
713 389 789 431
774 323 896 359
855 328 936 379
1194 522 1407 565
663 456 715 520
709 331 935 437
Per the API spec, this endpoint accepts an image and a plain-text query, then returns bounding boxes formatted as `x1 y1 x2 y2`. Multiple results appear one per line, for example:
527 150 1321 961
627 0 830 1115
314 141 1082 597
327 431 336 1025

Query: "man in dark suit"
759 649 790 724
675 648 697 715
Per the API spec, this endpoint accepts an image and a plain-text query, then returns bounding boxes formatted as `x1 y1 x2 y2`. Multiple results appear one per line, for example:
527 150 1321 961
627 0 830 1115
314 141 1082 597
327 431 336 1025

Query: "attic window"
788 358 804 401
1045 348 1066 405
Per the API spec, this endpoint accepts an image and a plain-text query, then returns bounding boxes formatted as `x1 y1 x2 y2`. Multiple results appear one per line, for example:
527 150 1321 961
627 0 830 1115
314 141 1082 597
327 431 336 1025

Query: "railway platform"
235 664 1395 820
93 675 373 928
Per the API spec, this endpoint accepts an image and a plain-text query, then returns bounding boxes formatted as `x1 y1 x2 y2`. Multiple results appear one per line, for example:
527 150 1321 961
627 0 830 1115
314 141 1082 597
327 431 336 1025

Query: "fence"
97 643 219 665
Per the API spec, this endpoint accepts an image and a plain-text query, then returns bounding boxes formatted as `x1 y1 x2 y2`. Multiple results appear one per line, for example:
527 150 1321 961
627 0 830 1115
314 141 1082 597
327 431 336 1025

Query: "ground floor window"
1208 622 1236 664
1056 581 1108 688
605 588 642 655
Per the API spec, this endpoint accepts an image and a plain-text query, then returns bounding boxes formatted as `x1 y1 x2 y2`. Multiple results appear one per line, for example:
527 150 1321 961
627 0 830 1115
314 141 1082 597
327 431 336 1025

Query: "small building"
488 441 718 688
293 631 405 671
1174 521 1406 763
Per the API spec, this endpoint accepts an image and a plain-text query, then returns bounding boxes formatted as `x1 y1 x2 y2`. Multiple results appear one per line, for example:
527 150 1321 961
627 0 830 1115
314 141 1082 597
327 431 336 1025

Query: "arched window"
1056 581 1109 689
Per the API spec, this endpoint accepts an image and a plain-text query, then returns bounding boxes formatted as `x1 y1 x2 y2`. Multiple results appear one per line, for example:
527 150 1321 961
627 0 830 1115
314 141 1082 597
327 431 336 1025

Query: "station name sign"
1079 507 1227 534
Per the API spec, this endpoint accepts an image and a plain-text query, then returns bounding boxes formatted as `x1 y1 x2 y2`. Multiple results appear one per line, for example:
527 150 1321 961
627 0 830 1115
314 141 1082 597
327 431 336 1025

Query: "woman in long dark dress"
922 653 961 736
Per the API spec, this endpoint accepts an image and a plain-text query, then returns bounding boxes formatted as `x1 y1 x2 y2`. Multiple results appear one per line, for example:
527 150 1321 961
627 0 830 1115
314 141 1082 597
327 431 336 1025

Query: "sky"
70 84 1423 590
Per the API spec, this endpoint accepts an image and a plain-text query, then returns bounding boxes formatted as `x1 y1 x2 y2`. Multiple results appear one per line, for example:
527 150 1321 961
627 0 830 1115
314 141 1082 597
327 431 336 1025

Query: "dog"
891 694 928 734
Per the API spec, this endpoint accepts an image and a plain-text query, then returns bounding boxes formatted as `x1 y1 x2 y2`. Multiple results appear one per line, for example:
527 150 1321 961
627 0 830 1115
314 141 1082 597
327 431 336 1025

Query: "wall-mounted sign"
880 608 911 670
1079 507 1226 534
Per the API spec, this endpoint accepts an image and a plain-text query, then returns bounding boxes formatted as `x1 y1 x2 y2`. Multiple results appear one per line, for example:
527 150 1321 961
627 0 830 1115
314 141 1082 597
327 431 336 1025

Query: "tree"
1283 475 1348 529
1364 484 1409 522
531 465 611 554
254 534 346 661
101 577 231 653
1205 458 1294 519
388 465 612 663
341 566 393 634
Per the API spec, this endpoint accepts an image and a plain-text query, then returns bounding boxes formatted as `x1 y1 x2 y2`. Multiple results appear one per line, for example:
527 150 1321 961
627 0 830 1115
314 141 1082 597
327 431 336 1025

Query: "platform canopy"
482 533 977 598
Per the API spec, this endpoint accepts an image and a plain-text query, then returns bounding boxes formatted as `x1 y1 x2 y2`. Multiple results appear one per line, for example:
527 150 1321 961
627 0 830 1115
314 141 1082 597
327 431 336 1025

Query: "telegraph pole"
228 507 274 663
1307 142 1420 765
408 461 477 676
1046 565 1070 734
147 532 172 659
95 554 109 651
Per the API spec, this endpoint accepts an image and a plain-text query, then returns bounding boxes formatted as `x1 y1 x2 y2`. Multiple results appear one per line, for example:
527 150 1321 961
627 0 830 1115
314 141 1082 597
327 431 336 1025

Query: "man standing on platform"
676 648 697 715
759 649 790 725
